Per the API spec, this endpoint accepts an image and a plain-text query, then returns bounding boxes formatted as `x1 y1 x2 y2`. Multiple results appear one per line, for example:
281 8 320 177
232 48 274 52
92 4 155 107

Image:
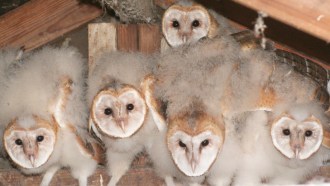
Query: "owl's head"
271 114 323 160
162 2 212 47
91 84 147 138
166 110 225 176
3 115 57 169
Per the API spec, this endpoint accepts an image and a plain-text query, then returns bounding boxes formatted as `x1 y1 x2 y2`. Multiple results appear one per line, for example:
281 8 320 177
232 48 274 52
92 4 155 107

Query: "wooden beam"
0 0 102 51
0 153 164 185
88 23 117 70
0 167 163 186
233 0 330 42
138 24 161 54
1 161 329 185
116 24 139 52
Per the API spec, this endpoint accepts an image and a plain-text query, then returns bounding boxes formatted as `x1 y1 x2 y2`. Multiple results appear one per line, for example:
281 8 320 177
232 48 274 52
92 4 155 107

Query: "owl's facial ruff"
4 116 57 169
271 115 323 160
162 4 211 47
167 112 224 176
91 86 147 138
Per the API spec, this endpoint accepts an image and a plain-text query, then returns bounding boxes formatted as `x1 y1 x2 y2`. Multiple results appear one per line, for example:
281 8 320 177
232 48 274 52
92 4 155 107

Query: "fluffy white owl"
222 40 329 116
144 36 245 185
0 46 101 186
87 52 156 186
0 48 24 166
234 102 330 185
162 0 236 47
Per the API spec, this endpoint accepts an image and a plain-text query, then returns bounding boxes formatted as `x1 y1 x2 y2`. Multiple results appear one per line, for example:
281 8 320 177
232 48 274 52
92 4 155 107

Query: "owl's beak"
115 115 126 133
182 35 187 43
29 155 35 167
23 141 37 167
119 121 125 133
189 152 200 173
290 132 304 159
191 160 196 173
295 149 300 159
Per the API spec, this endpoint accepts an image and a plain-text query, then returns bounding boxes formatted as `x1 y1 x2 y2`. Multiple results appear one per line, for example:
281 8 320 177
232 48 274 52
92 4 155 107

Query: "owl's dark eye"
201 139 209 147
282 129 290 136
172 20 180 28
179 140 186 148
15 139 23 146
192 20 200 27
104 108 112 115
36 135 44 142
305 130 313 137
126 104 134 111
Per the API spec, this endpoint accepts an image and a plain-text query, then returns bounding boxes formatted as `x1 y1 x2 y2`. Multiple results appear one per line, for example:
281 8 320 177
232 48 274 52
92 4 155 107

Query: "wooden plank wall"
88 23 161 68
0 0 102 51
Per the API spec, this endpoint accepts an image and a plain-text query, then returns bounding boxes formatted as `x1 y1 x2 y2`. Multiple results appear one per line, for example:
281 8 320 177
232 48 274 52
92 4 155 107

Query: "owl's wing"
141 75 167 132
88 117 103 141
231 30 275 51
67 124 105 164
275 49 329 109
232 30 329 111
50 76 73 128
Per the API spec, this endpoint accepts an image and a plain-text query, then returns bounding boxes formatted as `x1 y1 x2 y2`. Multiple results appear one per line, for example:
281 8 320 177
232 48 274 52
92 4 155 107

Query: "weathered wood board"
88 23 161 68
0 153 164 186
233 0 330 43
0 0 102 51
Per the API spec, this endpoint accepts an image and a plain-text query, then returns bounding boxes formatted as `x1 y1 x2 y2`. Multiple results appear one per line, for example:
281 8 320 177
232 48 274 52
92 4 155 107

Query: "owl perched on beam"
144 35 245 185
0 46 102 186
87 52 157 186
0 48 23 166
234 102 330 185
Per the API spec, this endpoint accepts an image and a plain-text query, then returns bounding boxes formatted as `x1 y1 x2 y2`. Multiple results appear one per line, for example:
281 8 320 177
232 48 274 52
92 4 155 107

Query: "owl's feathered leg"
71 162 97 186
164 176 176 186
232 170 263 186
77 176 88 186
207 174 232 186
188 183 202 186
40 165 61 186
107 150 136 186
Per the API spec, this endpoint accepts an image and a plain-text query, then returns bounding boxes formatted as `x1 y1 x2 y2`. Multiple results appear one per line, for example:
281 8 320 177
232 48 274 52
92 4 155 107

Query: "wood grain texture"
1 159 329 185
116 24 138 52
0 0 102 51
138 24 161 54
0 167 163 186
0 153 164 186
233 0 330 42
88 23 117 70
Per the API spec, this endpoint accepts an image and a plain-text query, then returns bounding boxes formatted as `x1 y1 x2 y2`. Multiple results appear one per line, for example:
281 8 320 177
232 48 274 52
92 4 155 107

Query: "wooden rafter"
0 0 102 51
233 0 330 42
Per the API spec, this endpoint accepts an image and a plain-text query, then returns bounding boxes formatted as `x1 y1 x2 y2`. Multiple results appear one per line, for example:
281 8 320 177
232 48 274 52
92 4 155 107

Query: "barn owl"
221 38 329 116
0 48 25 166
234 102 329 185
88 52 156 186
205 115 242 186
162 0 235 47
144 36 244 185
0 46 101 186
